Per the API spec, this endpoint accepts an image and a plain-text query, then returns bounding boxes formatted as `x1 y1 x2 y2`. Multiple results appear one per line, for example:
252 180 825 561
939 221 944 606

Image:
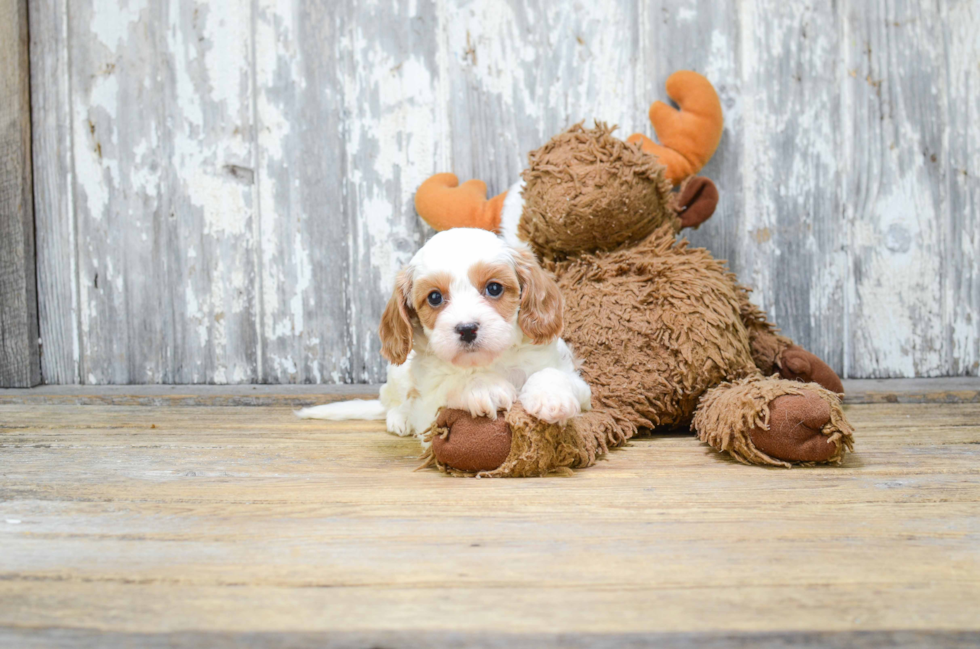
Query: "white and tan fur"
297 228 591 441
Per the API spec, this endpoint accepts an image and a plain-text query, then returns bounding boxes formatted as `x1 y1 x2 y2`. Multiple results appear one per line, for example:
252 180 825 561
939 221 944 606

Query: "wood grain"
63 0 260 384
3 629 980 649
0 400 977 644
337 1 442 383
944 1 980 377
28 0 78 385
1 377 978 407
842 1 948 378
253 1 348 384
27 1 980 382
737 0 846 371
443 1 642 194
0 0 40 387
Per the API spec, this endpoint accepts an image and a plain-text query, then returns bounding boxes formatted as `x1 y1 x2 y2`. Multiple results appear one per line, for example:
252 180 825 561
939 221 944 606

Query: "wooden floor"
1 381 979 648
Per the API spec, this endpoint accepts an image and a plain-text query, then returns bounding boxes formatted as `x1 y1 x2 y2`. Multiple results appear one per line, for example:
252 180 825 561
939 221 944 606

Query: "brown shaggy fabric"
519 123 677 259
421 405 629 478
736 287 795 376
423 120 853 476
551 225 759 434
693 376 854 468
489 406 621 477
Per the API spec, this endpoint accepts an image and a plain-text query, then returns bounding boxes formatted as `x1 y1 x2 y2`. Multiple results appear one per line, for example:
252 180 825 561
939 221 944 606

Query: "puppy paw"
386 407 413 437
520 373 582 424
452 380 516 420
521 390 581 424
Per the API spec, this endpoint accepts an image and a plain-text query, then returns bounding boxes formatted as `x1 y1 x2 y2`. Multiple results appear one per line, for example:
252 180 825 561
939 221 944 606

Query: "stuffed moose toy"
412 71 854 476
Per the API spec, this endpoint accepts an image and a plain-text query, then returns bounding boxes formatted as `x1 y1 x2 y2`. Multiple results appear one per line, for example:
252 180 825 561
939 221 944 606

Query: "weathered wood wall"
28 0 980 384
0 0 40 387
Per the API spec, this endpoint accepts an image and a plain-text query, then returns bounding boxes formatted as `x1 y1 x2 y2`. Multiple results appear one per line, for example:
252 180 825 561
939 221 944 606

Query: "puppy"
297 228 591 439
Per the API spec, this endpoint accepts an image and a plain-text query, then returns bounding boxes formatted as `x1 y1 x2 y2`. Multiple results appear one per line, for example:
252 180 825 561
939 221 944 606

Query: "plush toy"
413 71 854 476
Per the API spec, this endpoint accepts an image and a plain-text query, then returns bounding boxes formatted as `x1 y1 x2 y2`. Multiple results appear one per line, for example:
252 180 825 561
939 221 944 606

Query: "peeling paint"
32 0 980 383
90 0 145 50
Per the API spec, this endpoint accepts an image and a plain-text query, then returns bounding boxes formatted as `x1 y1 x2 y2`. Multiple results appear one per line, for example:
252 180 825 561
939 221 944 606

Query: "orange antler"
627 71 724 185
414 173 507 233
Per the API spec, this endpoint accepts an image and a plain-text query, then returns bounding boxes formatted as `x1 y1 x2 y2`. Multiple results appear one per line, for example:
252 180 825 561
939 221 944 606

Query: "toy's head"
415 71 724 259
517 122 674 258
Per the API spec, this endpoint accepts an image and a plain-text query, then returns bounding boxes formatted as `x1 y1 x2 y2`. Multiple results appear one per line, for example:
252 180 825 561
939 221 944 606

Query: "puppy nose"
455 322 479 343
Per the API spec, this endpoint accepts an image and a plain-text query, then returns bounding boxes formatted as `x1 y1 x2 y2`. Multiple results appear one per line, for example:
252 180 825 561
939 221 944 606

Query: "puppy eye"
427 290 443 307
485 282 504 298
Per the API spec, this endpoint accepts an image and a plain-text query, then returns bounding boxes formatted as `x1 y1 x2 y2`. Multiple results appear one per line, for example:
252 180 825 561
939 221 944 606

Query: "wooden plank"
252 1 442 384
23 0 980 383
441 0 642 202
734 0 846 374
2 377 978 406
0 383 382 407
843 377 980 404
28 0 78 385
252 1 349 383
944 1 980 376
0 402 978 642
0 0 40 387
1 629 978 649
841 1 949 377
0 583 977 644
0 584 978 638
63 0 259 383
337 1 445 383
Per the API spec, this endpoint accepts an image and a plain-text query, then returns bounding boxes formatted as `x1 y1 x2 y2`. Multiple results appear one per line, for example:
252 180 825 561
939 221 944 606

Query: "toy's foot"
749 392 837 463
694 376 854 467
430 408 512 472
424 405 629 477
776 345 844 395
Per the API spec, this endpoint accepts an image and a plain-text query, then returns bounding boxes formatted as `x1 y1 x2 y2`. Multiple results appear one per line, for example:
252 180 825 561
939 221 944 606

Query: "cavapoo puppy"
297 228 591 441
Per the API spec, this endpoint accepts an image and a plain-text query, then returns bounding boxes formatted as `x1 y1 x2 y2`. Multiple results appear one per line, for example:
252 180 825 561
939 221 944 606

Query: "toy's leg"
737 286 844 394
423 405 633 477
775 345 844 394
692 376 854 467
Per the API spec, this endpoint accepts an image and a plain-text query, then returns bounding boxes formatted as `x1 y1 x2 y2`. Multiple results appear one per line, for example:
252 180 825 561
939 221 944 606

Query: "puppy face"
379 228 563 367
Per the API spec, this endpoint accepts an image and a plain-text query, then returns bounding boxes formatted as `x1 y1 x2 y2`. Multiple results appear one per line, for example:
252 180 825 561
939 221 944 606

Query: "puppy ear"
379 269 415 365
513 248 564 344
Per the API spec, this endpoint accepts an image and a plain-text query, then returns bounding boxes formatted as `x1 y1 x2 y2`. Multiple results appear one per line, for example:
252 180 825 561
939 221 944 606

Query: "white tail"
295 399 386 421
